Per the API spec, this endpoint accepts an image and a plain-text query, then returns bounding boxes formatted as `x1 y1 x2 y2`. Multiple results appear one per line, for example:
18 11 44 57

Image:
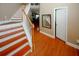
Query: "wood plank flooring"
29 28 79 56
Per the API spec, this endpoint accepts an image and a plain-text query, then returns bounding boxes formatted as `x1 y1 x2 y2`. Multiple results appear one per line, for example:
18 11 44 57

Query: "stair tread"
0 26 22 32
0 36 26 51
0 23 22 32
13 45 30 56
0 28 24 39
0 20 22 26
0 31 25 43
0 22 22 26
0 20 31 56
0 39 28 56
0 33 26 47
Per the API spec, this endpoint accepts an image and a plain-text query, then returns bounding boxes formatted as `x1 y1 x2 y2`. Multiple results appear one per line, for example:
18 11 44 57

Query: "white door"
55 8 67 41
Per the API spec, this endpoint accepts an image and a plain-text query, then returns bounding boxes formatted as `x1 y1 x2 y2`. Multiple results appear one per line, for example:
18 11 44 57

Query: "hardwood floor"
29 27 79 56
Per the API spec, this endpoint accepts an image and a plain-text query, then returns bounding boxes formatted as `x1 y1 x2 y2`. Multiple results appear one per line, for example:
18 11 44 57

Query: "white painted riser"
0 22 22 30
0 27 23 36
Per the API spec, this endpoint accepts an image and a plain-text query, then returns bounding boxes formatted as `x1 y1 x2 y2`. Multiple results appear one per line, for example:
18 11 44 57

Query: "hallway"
29 27 79 56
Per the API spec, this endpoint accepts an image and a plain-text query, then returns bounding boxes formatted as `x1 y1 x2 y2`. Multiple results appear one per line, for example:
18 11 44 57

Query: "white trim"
7 42 29 56
0 31 25 43
66 42 79 49
53 7 68 42
0 36 26 51
0 27 23 36
40 31 55 39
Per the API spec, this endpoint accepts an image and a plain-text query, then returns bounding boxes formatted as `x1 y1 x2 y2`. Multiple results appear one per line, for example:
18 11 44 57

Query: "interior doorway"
54 7 68 42
32 12 39 28
30 3 40 31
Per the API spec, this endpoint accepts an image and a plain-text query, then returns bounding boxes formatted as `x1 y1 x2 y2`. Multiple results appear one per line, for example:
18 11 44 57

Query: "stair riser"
0 39 28 56
0 26 22 32
13 45 30 56
0 34 26 47
0 21 31 56
0 23 22 32
0 29 24 39
0 32 25 43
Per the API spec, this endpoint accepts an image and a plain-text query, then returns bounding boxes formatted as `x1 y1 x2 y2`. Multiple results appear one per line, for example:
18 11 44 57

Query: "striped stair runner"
0 20 31 56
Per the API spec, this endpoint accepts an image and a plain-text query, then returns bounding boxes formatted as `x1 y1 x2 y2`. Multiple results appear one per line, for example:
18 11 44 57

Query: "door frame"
53 7 68 42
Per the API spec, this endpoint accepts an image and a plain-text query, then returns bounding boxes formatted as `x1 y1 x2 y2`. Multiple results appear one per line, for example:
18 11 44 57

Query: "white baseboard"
40 31 79 49
66 42 79 49
40 31 55 39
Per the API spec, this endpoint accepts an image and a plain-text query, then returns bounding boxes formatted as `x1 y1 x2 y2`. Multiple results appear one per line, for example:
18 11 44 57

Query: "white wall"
0 3 22 20
10 5 23 20
40 3 79 45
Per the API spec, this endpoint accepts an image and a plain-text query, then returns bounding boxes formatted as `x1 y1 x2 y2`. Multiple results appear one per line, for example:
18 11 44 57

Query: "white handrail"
22 4 33 50
22 9 34 28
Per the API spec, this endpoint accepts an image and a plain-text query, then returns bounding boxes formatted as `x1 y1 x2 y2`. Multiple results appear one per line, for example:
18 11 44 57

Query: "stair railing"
22 8 34 28
22 4 34 52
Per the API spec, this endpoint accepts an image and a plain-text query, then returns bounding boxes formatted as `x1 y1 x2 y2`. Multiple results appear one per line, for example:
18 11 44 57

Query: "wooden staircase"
0 20 31 56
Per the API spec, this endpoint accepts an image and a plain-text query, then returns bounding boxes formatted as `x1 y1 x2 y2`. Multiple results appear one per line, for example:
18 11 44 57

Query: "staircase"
0 20 31 56
0 3 34 56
